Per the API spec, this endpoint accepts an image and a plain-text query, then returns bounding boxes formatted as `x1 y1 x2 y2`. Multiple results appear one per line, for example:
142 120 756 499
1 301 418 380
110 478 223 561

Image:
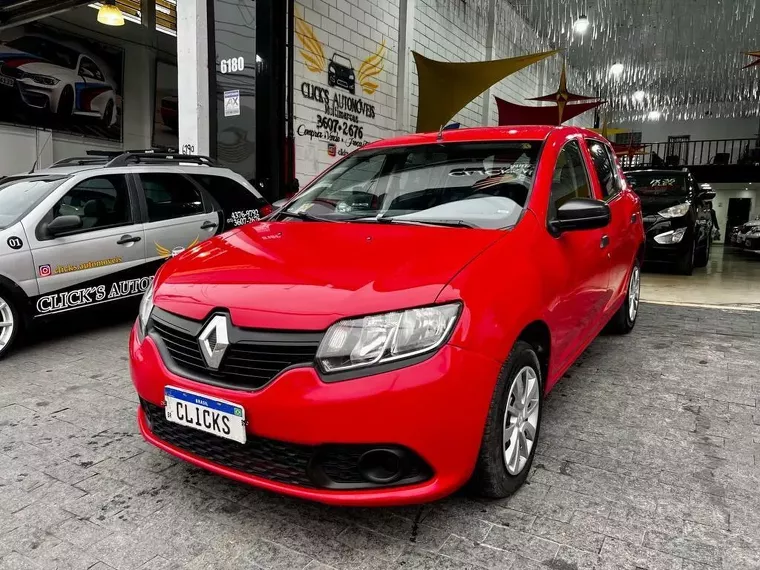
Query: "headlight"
654 227 687 244
137 280 154 341
317 303 461 374
658 202 690 218
349 73 355 80
29 74 59 85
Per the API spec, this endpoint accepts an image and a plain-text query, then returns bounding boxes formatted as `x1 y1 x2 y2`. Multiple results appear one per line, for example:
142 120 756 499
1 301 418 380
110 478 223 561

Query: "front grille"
141 401 432 489
143 400 314 487
0 65 23 79
149 308 321 390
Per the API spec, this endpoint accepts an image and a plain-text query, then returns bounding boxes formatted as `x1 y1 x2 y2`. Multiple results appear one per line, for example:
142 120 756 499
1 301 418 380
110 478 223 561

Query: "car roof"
361 125 597 150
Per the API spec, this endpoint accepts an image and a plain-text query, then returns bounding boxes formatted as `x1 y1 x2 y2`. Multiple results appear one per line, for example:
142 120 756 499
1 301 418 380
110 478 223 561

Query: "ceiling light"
97 0 124 26
573 15 590 34
632 90 646 102
610 63 624 76
647 110 662 120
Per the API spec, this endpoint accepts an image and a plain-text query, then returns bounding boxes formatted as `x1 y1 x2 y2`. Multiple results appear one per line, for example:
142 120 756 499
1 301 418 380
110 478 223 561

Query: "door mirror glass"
549 198 611 234
47 215 82 236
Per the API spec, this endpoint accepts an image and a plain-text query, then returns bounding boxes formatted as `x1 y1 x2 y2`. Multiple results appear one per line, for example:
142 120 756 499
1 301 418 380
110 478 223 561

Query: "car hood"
153 221 505 330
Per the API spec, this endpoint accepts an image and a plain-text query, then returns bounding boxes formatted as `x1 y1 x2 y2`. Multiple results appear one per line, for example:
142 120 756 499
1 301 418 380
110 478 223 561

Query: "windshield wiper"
356 214 476 229
278 210 337 223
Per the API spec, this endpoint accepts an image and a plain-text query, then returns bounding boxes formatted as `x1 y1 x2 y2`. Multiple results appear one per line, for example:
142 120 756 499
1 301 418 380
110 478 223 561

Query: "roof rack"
50 156 110 168
105 152 219 167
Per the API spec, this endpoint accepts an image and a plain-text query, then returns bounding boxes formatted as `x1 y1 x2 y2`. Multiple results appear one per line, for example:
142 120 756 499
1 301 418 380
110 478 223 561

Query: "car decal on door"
155 236 199 259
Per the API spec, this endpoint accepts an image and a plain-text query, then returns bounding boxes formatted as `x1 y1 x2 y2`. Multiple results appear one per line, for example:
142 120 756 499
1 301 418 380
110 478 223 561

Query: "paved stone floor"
1 304 759 570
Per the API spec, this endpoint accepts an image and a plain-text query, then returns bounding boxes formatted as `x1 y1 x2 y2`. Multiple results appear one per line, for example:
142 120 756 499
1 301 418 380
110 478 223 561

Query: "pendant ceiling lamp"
97 0 124 26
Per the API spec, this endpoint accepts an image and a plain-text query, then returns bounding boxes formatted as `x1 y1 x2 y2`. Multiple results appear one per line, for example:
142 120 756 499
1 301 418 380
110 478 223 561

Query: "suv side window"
586 140 621 199
139 173 205 222
50 175 131 232
549 140 591 216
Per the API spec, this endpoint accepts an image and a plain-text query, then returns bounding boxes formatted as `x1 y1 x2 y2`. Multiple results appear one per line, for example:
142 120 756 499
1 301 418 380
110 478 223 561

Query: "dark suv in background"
626 168 715 275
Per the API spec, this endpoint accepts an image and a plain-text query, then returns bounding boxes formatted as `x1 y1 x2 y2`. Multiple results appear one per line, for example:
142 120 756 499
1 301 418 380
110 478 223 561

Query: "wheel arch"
0 274 32 326
515 320 551 389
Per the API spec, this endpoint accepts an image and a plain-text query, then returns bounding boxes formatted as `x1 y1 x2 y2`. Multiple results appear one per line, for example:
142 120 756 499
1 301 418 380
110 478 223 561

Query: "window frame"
546 138 593 223
36 173 138 241
585 138 623 201
133 172 211 224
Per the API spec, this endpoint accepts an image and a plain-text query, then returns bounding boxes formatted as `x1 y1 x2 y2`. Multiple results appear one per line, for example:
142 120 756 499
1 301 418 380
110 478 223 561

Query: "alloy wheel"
0 295 14 353
502 366 540 475
628 266 641 322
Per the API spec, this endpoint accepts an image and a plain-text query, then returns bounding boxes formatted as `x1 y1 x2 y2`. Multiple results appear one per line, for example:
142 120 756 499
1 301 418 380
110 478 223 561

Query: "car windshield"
6 37 79 69
0 176 66 230
283 141 542 229
331 54 352 68
627 172 688 198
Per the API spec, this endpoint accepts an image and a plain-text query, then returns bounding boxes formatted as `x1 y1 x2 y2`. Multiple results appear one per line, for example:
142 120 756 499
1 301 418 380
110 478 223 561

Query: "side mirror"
700 191 716 201
549 198 611 234
272 198 288 209
47 215 82 236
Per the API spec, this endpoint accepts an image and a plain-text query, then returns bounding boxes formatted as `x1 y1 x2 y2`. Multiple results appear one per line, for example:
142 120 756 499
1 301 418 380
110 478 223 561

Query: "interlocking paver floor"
1 304 759 569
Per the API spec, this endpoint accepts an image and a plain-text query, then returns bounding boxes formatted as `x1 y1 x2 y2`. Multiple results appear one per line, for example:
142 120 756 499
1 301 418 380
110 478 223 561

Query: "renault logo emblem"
198 315 230 369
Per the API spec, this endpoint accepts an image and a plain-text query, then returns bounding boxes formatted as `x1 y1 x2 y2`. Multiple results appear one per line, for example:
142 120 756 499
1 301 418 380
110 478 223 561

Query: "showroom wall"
615 117 760 143
292 0 593 183
0 6 175 176
712 183 760 233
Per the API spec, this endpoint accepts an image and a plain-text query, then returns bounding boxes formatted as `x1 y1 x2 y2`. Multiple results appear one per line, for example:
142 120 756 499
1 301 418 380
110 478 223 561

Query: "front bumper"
743 236 760 252
129 323 501 506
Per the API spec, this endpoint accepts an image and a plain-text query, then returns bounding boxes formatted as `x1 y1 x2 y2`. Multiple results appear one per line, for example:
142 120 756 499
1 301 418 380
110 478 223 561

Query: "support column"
177 0 210 156
479 0 496 126
395 0 415 134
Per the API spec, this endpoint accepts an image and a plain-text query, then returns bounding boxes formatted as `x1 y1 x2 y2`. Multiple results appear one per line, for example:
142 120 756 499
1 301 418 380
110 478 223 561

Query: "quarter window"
51 175 131 231
586 140 621 199
140 174 205 222
549 141 591 215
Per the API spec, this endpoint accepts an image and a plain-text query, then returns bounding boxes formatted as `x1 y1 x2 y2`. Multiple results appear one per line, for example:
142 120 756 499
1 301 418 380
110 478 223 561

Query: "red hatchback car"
130 126 645 506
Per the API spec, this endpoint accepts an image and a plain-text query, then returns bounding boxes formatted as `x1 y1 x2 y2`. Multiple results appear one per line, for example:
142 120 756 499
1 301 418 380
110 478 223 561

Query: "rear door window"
586 140 621 199
139 173 205 222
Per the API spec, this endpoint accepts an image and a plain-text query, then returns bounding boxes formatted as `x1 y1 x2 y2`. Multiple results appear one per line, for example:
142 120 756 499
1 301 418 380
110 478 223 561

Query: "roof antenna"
437 124 444 141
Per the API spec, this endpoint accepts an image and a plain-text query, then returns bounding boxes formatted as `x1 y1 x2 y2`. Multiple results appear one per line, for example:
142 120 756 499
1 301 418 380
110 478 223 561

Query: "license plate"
0 76 13 88
164 386 246 444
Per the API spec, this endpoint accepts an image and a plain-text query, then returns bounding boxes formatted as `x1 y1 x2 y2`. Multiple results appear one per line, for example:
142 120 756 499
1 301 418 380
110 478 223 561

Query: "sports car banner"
0 23 123 141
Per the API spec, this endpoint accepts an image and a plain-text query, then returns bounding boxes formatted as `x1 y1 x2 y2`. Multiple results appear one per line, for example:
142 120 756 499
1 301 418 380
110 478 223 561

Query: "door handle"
600 235 610 249
201 221 218 230
116 235 141 245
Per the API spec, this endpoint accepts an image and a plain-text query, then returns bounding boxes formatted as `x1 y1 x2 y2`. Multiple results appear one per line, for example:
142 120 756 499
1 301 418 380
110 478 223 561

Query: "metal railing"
615 138 760 168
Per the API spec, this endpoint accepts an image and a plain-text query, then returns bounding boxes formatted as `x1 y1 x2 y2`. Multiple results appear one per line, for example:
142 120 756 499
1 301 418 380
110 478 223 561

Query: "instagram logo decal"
38 265 52 278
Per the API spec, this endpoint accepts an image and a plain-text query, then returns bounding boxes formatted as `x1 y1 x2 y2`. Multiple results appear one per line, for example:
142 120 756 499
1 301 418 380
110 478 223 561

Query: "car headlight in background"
658 203 690 218
28 74 59 85
137 280 155 341
349 73 355 80
317 303 461 374
654 227 687 244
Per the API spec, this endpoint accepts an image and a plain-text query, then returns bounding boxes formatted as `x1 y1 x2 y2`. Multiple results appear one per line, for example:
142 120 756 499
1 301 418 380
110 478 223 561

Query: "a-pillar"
177 0 211 156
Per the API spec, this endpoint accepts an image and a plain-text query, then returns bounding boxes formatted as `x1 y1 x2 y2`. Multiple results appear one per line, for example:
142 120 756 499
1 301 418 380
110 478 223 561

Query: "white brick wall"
293 0 594 182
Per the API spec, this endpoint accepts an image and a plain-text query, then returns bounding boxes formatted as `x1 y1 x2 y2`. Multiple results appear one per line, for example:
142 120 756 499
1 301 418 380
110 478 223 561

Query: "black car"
626 168 715 275
328 53 355 94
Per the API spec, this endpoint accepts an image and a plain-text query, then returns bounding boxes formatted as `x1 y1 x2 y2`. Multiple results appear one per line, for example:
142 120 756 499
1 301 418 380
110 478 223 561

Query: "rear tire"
0 293 20 360
607 262 640 335
676 240 695 275
471 341 543 499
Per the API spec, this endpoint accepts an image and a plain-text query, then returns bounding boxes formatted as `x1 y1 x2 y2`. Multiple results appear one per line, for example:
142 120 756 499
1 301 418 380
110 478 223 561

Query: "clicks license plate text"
164 386 246 444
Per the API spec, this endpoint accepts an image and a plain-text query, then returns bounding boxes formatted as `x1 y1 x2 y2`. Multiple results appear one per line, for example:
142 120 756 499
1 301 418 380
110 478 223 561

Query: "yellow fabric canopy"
413 49 559 133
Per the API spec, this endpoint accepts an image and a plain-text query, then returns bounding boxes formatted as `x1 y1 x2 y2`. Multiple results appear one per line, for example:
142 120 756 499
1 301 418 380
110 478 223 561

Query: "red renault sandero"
130 126 644 506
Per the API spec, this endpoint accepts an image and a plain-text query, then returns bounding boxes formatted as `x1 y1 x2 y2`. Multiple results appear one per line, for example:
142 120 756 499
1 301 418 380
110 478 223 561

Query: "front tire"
607 262 641 334
57 85 74 117
472 341 543 498
0 293 20 360
676 240 695 275
695 234 710 268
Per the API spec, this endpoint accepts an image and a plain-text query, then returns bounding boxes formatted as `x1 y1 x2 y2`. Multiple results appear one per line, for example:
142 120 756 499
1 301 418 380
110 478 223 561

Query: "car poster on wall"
0 23 123 141
152 60 178 149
